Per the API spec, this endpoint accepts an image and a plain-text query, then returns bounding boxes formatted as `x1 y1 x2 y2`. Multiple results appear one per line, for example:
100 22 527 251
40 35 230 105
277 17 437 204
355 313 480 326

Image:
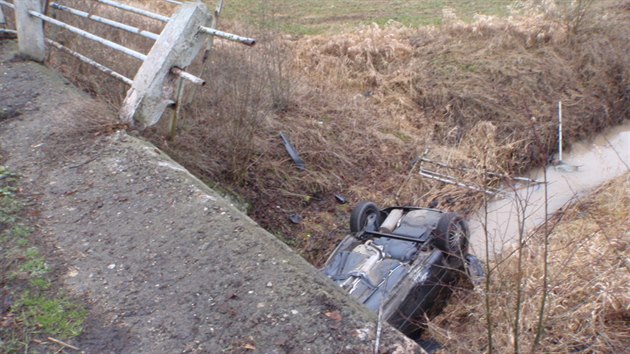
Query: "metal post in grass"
15 0 45 62
120 2 211 129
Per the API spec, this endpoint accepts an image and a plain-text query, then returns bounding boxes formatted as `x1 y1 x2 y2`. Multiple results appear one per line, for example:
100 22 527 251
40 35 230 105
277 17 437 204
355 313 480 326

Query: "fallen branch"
48 337 80 351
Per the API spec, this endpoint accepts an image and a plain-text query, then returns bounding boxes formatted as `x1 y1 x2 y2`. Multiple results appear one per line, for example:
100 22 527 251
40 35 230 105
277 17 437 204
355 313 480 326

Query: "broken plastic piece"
335 194 347 204
279 132 305 171
289 214 302 224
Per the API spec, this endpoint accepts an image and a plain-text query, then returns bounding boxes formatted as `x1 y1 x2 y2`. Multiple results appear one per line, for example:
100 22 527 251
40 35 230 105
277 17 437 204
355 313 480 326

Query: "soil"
0 40 420 353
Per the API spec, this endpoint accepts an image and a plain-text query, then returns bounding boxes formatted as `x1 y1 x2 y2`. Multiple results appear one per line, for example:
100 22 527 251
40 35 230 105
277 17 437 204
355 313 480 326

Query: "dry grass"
3 0 628 267
293 1 630 174
426 173 630 352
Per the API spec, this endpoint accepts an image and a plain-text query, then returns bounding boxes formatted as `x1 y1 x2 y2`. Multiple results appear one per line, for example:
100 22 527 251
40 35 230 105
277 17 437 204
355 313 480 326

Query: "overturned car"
322 202 480 339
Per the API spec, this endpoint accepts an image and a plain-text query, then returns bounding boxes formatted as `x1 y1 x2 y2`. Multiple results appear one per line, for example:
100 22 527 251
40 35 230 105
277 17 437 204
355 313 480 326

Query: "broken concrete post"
120 2 211 129
15 0 45 62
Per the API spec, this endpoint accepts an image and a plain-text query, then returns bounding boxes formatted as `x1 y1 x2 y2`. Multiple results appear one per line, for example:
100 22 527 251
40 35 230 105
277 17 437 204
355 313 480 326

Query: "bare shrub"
426 174 630 353
180 41 271 185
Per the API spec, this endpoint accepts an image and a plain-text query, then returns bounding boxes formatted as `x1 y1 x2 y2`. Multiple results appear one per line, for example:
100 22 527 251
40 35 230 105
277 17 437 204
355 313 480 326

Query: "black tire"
433 213 469 257
349 201 381 233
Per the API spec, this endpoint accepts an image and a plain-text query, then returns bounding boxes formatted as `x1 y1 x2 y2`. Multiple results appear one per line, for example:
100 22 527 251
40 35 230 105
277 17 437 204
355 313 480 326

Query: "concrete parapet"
15 0 45 62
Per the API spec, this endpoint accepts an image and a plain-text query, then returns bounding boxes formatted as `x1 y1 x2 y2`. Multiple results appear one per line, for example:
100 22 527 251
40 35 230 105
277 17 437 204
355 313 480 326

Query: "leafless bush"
426 173 629 353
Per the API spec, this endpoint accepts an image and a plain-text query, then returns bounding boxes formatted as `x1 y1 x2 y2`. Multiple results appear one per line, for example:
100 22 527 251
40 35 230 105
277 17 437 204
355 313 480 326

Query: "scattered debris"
288 213 302 224
241 343 256 351
279 132 305 171
334 194 347 204
324 310 342 321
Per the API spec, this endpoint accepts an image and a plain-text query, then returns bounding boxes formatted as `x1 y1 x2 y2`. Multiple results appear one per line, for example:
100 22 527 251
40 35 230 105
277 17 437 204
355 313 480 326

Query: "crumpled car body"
322 202 478 339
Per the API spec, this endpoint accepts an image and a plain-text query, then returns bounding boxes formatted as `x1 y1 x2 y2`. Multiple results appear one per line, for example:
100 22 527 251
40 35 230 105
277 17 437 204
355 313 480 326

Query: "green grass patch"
29 277 52 290
1 164 87 349
15 293 87 339
19 247 50 276
10 225 32 239
219 0 514 35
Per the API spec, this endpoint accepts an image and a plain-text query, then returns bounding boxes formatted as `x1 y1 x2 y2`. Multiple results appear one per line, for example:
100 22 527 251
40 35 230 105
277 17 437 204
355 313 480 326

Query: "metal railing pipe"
94 0 169 23
46 38 133 85
50 2 159 41
27 10 147 61
170 67 204 86
198 25 256 46
164 0 182 5
0 0 15 9
93 0 255 46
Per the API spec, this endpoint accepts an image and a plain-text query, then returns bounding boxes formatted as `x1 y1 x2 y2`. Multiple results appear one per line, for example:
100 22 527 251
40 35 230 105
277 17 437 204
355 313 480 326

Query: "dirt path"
0 40 419 353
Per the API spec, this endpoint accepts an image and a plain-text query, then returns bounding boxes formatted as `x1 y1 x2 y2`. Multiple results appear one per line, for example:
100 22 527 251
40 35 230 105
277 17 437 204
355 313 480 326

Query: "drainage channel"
468 120 630 260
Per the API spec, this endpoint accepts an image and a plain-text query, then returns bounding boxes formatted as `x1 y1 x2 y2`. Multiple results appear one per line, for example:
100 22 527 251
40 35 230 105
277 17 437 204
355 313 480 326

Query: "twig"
395 148 427 203
603 135 630 172
67 157 97 169
48 337 79 351
374 267 392 354
482 158 494 353
374 304 383 354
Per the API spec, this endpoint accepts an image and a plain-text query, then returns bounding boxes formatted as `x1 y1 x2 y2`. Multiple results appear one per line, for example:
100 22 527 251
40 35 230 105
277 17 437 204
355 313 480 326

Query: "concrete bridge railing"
0 0 254 129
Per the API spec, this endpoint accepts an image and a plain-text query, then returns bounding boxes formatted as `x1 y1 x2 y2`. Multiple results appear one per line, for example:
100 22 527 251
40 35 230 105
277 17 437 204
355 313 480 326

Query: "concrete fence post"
120 2 211 129
15 0 46 62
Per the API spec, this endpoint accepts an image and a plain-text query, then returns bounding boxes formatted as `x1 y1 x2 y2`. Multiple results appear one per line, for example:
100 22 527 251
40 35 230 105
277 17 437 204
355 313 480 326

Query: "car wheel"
349 201 381 233
433 213 469 258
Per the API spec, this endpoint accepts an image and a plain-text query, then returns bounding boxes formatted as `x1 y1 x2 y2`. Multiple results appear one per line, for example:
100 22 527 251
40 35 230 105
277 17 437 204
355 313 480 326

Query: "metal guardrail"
49 2 160 41
0 0 256 129
28 9 148 61
95 0 256 46
96 0 170 23
46 37 134 85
